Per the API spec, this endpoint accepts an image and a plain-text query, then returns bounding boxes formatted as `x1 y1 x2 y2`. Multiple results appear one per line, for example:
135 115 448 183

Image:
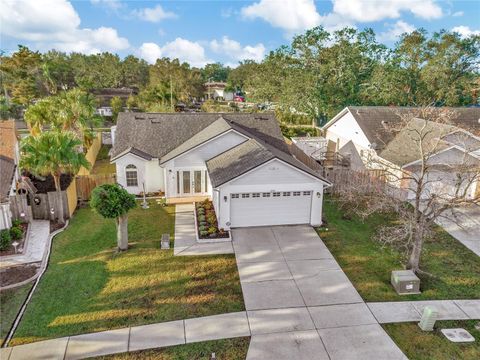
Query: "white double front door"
176 169 209 196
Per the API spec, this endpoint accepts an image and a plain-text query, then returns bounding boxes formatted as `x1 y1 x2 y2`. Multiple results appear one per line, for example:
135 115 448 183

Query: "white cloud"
0 0 129 53
132 4 177 23
241 0 321 33
452 11 464 17
379 20 416 42
210 36 266 62
241 0 442 36
451 26 480 38
138 43 163 64
332 0 443 22
138 38 210 67
90 0 123 11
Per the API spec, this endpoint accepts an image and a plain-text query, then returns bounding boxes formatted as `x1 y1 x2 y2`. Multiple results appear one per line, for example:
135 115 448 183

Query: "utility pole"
170 75 173 112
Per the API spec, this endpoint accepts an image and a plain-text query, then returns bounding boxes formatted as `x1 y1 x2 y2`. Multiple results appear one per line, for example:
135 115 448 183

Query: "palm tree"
20 131 90 224
24 89 102 147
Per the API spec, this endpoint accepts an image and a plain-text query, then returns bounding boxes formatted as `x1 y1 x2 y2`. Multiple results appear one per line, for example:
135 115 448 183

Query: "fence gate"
76 174 116 201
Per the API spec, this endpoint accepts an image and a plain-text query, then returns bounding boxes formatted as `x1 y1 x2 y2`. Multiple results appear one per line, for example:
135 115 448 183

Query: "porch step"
166 196 210 205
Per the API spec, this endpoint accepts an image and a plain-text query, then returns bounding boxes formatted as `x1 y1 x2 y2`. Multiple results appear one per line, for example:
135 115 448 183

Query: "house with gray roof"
322 106 480 200
111 112 331 229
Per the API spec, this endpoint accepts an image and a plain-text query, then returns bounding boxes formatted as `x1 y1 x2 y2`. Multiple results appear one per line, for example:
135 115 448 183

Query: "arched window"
125 164 138 187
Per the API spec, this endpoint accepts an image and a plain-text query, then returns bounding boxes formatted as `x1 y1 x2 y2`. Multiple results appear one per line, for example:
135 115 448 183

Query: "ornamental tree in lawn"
90 184 136 251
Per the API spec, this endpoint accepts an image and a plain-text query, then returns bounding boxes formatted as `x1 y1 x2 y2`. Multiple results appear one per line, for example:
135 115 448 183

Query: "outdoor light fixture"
224 196 227 202
50 207 55 215
20 211 25 218
316 192 321 198
12 241 19 254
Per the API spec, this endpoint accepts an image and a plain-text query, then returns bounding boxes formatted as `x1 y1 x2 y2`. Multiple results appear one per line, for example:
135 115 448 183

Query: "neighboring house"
91 88 138 117
204 82 234 101
0 120 20 229
323 106 480 199
111 113 331 229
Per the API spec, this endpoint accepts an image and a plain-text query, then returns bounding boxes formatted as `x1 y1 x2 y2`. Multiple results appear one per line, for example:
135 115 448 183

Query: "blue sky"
1 0 479 67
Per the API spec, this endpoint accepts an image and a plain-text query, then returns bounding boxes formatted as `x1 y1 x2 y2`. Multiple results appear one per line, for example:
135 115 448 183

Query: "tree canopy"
90 184 136 219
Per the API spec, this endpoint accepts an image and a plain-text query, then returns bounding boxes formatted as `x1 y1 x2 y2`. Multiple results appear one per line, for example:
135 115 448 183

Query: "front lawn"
383 320 480 360
11 201 244 345
0 283 33 343
318 197 480 301
96 337 250 360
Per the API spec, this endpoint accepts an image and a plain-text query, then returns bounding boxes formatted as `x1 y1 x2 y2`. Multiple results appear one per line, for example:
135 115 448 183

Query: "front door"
177 169 209 196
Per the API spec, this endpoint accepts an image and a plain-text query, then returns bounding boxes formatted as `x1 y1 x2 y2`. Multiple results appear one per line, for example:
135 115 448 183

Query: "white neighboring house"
204 82 234 101
96 106 113 117
111 113 331 229
322 106 480 200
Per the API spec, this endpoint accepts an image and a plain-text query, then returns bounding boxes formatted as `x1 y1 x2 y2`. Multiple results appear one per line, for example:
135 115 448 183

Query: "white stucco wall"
213 159 325 229
115 154 164 194
325 111 371 151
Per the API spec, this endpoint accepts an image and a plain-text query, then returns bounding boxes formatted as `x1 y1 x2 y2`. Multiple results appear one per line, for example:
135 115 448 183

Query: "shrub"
0 229 12 251
199 221 207 227
208 226 218 234
10 226 23 240
200 230 208 237
199 225 207 232
197 208 205 215
12 219 22 227
203 202 212 210
206 213 217 225
198 215 206 222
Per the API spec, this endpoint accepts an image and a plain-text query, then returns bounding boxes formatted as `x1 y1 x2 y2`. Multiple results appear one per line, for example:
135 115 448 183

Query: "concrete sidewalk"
0 220 50 269
368 299 480 323
173 204 233 256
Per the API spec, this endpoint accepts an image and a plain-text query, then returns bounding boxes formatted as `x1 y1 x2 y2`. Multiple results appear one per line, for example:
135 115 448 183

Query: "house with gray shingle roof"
111 112 331 229
322 106 480 200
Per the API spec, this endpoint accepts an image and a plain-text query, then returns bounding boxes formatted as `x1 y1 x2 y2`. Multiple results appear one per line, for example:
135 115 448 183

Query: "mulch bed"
24 173 73 193
0 263 39 287
0 223 29 257
50 221 64 233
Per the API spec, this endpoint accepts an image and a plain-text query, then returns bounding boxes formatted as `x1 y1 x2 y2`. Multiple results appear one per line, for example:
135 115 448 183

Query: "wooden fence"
77 132 102 176
288 143 324 173
10 191 69 222
76 174 116 201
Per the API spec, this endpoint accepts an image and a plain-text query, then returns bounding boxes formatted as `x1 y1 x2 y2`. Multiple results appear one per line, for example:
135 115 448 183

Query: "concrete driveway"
233 225 407 360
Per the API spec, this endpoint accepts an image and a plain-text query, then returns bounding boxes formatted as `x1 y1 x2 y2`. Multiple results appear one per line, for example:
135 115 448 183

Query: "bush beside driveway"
10 201 244 346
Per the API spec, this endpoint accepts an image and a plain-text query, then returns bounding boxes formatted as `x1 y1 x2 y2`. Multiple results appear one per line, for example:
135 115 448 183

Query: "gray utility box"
391 270 421 295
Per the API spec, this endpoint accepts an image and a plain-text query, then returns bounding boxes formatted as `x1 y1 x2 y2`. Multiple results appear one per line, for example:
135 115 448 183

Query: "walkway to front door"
233 226 407 360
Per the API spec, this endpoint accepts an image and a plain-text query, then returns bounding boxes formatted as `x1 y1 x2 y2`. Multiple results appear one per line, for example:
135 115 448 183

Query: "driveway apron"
233 225 407 360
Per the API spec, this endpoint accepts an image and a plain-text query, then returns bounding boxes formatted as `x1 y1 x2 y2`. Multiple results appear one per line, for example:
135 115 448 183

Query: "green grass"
383 320 480 360
318 197 480 301
95 337 250 360
11 201 244 346
91 145 115 175
0 283 33 343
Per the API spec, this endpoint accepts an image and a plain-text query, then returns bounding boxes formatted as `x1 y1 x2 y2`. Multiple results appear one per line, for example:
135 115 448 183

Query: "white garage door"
230 191 312 228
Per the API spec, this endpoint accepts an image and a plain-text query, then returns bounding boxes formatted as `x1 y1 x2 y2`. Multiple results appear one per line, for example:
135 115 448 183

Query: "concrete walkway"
173 204 233 256
0 221 50 269
233 226 407 360
368 299 480 323
436 207 480 256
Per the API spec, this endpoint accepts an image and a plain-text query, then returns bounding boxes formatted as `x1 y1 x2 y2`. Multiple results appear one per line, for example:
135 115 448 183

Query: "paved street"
233 225 407 360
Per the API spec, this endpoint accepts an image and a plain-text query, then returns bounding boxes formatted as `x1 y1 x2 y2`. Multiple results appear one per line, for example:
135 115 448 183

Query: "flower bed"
195 199 229 240
0 220 28 256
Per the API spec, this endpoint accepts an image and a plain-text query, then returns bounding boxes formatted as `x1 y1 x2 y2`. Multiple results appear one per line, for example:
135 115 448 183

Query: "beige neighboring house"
322 106 480 200
0 120 20 229
204 82 234 101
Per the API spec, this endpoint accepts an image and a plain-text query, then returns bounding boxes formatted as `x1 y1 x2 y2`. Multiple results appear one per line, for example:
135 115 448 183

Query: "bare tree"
334 106 480 273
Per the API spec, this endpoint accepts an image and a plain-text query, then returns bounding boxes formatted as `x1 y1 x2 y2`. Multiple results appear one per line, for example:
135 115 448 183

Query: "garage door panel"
230 192 311 227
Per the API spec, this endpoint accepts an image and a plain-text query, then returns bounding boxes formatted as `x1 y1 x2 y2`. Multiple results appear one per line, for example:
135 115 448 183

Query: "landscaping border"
193 205 231 243
1 220 69 347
